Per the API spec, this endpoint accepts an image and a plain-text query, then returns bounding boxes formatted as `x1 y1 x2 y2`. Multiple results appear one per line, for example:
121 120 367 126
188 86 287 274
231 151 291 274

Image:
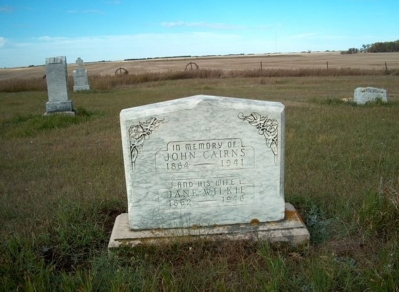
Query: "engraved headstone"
109 95 309 248
73 57 90 92
45 56 75 115
354 87 387 104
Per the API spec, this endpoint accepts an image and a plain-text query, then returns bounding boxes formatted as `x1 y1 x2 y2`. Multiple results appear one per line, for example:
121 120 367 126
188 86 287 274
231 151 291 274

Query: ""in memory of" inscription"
155 138 255 173
158 177 254 209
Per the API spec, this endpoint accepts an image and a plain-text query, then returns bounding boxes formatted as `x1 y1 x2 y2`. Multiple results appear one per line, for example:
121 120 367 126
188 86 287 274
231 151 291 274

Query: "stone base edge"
73 85 91 91
46 100 74 113
108 203 310 250
43 111 76 116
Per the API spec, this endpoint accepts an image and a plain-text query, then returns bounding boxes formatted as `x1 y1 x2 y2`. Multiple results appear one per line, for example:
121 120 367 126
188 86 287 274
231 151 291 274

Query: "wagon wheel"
185 62 199 71
115 67 128 75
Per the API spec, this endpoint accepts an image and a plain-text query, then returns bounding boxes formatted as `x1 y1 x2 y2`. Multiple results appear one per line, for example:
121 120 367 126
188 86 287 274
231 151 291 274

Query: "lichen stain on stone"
285 209 303 223
250 219 260 226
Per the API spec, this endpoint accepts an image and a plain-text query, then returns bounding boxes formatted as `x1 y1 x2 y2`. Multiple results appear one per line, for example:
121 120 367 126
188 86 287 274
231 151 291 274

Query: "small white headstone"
120 95 285 230
354 87 387 105
73 57 90 92
45 56 74 114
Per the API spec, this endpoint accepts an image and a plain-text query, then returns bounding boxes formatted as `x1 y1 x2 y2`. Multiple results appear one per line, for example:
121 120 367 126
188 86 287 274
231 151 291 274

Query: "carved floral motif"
238 112 278 163
129 117 169 170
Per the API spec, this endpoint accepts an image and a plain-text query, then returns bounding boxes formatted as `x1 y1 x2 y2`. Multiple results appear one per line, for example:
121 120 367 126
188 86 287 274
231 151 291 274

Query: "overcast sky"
0 0 398 68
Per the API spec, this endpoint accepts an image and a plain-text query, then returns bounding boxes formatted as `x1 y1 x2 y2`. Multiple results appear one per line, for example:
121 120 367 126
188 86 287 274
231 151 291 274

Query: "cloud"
0 5 13 12
192 32 240 39
36 36 68 42
256 25 274 30
67 9 104 14
0 37 7 47
289 33 348 41
161 21 184 27
161 21 279 31
290 33 319 39
161 21 246 30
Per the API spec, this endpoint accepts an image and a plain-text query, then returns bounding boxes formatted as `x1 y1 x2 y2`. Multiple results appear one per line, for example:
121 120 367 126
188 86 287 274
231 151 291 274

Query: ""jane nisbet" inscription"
158 177 254 210
155 138 255 173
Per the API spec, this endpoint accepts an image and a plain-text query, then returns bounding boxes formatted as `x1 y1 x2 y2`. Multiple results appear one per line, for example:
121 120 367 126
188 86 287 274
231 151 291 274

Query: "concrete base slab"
108 203 309 250
46 100 74 113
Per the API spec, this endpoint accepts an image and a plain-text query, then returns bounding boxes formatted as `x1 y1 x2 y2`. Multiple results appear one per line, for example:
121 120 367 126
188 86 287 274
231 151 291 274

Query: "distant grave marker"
44 56 75 115
354 87 387 104
73 57 90 91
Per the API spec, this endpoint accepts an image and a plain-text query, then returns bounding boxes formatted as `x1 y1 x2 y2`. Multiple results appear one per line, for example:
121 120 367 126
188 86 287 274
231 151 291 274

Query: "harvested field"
1 52 398 80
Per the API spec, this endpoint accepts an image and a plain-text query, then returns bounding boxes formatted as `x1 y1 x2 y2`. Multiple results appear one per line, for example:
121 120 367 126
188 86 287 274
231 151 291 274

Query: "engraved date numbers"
221 159 244 167
169 199 191 207
223 195 245 203
166 162 189 171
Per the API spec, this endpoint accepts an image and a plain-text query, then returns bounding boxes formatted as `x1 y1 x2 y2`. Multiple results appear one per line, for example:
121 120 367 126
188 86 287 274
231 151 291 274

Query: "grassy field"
1 73 399 290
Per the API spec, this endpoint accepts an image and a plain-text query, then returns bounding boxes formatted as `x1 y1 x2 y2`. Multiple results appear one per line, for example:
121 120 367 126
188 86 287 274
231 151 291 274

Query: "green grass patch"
0 107 96 139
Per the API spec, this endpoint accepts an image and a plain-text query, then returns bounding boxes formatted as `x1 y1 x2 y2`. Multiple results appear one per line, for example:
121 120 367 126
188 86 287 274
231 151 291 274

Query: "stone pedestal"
108 203 309 249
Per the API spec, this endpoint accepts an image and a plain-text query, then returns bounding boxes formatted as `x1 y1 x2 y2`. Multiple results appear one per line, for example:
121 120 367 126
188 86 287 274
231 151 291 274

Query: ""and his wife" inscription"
158 177 254 210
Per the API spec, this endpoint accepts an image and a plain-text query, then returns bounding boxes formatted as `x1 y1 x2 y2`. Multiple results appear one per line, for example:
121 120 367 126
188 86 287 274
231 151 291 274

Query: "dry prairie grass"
1 67 398 92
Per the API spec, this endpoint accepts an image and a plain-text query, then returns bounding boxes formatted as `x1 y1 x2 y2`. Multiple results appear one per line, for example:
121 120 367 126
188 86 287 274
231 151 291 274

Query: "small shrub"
305 203 332 244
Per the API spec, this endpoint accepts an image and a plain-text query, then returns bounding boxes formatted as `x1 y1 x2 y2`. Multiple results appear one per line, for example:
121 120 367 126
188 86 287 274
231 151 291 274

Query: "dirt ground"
1 52 398 80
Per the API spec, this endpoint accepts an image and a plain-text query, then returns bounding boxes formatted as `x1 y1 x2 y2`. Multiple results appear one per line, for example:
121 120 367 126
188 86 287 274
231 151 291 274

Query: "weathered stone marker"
354 87 387 104
109 95 309 248
73 57 90 92
44 56 75 115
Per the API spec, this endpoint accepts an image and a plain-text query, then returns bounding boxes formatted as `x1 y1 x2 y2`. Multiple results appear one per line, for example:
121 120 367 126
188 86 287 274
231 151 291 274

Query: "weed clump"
304 204 332 244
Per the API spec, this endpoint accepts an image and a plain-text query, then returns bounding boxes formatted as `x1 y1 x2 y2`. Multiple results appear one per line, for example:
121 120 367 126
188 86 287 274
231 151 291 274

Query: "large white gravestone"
45 56 75 115
73 57 90 92
109 95 309 248
354 87 387 105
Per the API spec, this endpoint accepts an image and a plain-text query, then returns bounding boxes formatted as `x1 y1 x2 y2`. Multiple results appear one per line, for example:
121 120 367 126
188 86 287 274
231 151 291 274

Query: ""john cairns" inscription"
155 138 255 173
